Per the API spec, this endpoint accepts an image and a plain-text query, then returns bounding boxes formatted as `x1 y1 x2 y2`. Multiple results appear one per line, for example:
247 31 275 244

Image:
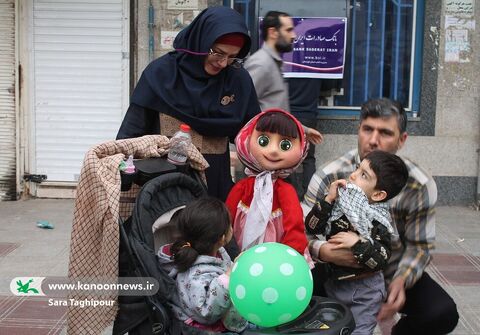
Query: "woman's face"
249 128 302 171
204 43 242 76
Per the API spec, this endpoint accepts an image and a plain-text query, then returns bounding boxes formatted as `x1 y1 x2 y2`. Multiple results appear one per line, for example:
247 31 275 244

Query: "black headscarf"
126 6 260 138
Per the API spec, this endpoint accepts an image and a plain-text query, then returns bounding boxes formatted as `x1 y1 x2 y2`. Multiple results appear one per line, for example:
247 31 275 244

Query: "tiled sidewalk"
427 206 480 335
0 296 66 335
0 200 478 334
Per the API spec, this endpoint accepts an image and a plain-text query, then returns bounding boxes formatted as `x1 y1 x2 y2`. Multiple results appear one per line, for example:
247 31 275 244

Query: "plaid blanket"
67 135 208 334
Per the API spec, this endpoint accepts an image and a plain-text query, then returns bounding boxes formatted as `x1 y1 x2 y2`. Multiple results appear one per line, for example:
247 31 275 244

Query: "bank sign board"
281 17 347 79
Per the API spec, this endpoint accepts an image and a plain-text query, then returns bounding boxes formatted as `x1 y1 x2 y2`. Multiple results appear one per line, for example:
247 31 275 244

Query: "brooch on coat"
221 94 235 106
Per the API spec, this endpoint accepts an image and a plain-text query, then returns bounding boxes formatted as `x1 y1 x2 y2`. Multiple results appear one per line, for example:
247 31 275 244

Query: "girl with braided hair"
157 197 246 333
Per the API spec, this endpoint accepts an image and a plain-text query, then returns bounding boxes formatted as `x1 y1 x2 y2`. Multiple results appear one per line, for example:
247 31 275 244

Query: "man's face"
274 16 296 53
357 116 407 159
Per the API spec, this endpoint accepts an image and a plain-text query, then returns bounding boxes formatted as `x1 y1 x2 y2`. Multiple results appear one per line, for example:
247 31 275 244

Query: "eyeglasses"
208 49 244 68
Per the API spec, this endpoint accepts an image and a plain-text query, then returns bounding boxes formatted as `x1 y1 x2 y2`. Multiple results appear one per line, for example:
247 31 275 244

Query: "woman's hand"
305 127 324 145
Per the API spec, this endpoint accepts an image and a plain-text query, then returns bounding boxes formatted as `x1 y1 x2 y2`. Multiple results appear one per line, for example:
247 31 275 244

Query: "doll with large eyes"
225 109 313 263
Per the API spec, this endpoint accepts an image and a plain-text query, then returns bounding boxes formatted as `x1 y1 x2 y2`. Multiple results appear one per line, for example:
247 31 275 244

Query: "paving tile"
432 253 480 267
431 253 480 285
0 243 20 257
0 296 21 319
0 296 67 334
0 326 53 335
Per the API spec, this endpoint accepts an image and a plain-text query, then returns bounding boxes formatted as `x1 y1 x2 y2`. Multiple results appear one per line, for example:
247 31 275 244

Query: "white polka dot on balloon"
278 313 292 323
262 287 279 304
250 263 263 276
287 248 298 256
235 285 246 299
255 246 267 253
279 263 294 276
232 262 238 273
296 286 307 300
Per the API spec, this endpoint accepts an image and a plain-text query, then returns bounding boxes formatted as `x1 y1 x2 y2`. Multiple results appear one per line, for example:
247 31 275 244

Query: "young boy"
305 150 408 335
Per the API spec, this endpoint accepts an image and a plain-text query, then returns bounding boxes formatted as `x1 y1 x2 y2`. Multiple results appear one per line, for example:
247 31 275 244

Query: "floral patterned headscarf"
234 108 309 250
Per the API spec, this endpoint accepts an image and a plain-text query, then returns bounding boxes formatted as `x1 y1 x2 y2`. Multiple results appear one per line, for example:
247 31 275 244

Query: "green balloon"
229 242 313 327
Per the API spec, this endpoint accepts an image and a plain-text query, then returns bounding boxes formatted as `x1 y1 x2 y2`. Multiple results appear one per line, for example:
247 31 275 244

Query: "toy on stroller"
113 157 209 334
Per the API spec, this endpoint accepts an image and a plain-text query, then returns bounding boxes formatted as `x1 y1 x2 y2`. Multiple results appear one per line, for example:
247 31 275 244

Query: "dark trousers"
311 265 459 335
392 272 458 335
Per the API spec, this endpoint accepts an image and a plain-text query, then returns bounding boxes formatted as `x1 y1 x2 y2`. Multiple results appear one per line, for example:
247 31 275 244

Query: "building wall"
433 0 479 205
315 0 480 206
132 0 223 84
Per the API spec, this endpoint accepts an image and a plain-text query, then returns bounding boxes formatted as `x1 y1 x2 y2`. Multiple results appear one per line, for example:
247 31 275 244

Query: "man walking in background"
245 11 323 157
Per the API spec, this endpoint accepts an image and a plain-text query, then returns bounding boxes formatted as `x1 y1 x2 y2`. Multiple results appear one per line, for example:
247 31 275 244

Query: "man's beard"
275 37 293 53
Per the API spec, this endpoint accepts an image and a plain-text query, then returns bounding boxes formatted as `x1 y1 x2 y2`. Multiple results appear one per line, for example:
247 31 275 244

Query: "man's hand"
329 231 360 249
319 242 361 268
305 127 324 145
377 276 406 321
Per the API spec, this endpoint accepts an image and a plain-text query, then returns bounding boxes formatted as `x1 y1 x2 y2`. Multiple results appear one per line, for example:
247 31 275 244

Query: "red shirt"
225 177 308 255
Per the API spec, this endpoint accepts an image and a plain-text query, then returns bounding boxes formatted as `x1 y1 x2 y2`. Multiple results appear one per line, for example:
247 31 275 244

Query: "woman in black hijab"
117 6 261 200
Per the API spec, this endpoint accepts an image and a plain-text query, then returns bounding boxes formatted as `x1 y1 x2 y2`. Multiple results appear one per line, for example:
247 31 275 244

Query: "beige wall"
431 0 479 178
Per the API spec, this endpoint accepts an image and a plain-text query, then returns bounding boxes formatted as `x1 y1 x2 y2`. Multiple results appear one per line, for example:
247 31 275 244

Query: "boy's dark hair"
171 197 231 272
255 111 299 138
261 11 290 42
364 151 409 201
360 98 407 134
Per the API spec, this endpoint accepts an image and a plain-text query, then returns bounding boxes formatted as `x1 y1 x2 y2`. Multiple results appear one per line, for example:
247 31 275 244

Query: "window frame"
318 0 425 119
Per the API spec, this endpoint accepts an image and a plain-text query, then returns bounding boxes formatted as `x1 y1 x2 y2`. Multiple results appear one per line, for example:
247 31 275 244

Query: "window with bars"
230 0 424 117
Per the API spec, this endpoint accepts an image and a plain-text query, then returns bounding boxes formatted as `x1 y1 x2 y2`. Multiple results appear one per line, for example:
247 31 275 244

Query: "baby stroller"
113 157 209 334
67 135 210 335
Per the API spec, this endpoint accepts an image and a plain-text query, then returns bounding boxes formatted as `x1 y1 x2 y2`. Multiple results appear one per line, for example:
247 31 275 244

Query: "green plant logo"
16 279 40 294
10 277 45 296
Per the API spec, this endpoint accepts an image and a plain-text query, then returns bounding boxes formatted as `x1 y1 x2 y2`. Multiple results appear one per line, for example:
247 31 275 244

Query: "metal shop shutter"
0 0 16 200
32 0 129 182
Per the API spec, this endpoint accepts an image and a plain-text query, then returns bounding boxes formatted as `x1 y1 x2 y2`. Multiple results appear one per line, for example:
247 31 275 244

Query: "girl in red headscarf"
225 109 313 264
